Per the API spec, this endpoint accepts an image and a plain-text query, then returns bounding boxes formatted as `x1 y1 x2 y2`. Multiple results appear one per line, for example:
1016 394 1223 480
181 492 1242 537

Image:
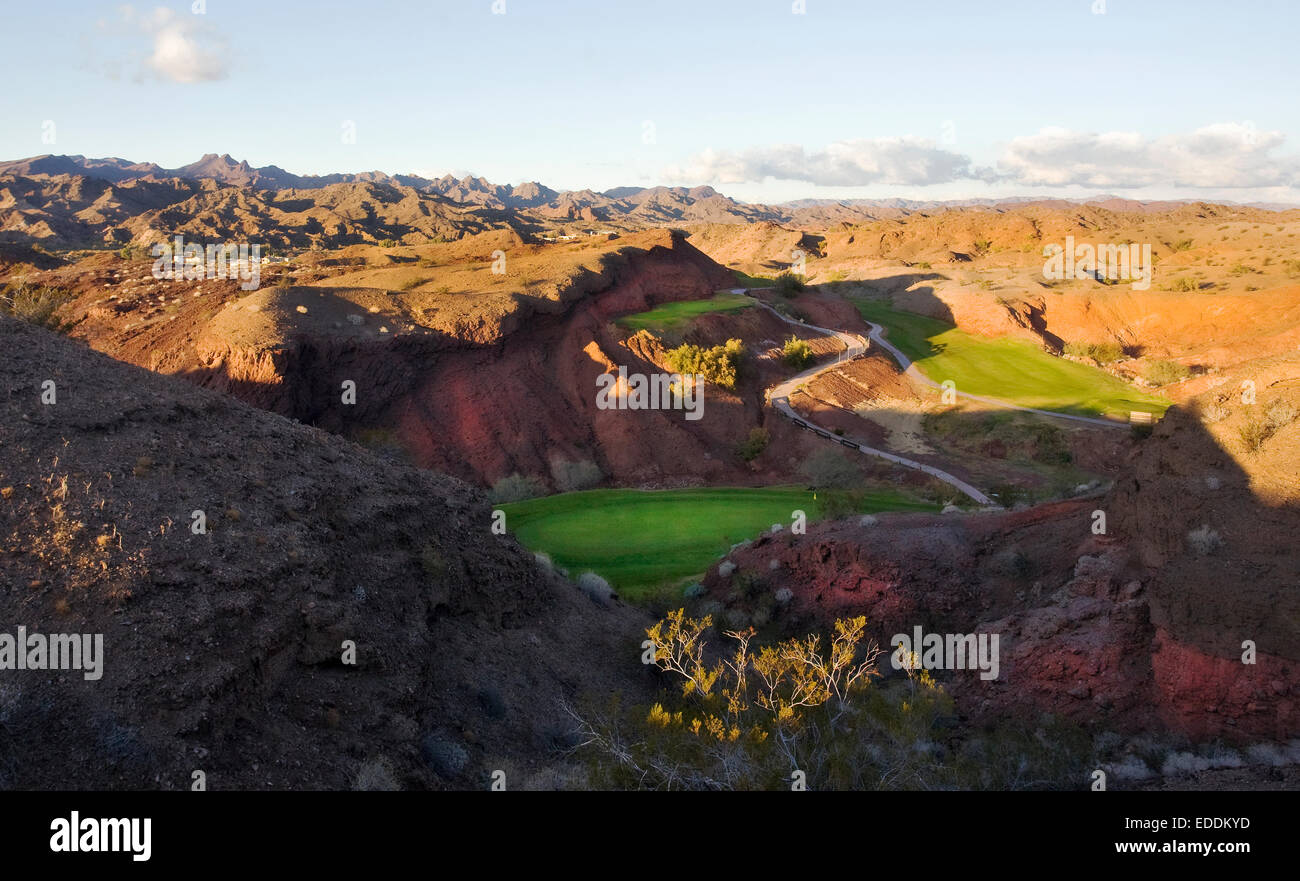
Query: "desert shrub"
1185 525 1223 556
735 427 770 462
1 283 75 330
1200 401 1230 424
1283 259 1300 278
1238 416 1270 453
572 610 1093 790
1064 341 1123 364
1022 421 1071 465
577 571 614 604
551 458 603 492
988 483 1030 508
773 272 806 297
1143 360 1190 386
799 448 861 490
397 275 429 291
818 489 867 519
490 472 545 503
378 238 397 248
1229 263 1255 276
353 757 401 791
1170 239 1194 252
1265 399 1299 431
826 269 849 284
665 338 744 390
781 335 815 368
1167 277 1198 292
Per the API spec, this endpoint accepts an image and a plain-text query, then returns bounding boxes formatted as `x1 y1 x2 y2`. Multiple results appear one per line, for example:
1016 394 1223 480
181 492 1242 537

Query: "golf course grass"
616 292 754 335
501 486 935 600
852 299 1169 419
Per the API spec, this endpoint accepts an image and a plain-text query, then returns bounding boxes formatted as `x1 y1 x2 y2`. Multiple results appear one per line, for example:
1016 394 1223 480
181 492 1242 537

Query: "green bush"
1143 360 1190 386
1063 341 1123 364
799 448 861 490
665 338 744 390
781 335 815 368
773 272 806 297
735 427 770 462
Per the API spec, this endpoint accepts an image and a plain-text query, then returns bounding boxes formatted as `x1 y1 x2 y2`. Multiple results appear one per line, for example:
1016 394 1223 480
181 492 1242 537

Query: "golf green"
853 299 1169 419
500 486 934 599
615 292 754 335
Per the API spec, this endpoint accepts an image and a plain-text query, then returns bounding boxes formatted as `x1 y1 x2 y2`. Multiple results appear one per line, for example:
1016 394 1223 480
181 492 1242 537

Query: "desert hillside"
0 315 650 790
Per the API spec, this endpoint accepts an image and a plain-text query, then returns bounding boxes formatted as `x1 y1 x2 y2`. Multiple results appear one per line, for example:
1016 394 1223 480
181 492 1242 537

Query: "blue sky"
3 0 1299 203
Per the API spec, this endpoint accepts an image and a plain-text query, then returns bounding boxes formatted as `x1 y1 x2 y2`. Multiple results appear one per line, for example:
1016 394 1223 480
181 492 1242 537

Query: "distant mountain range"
1 153 1296 250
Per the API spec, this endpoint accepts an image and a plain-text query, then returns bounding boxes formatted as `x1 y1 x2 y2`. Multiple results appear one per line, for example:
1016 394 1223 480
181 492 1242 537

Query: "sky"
3 0 1299 204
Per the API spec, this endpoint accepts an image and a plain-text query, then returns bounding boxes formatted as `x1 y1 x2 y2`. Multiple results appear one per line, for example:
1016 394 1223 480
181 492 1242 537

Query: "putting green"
501 486 934 599
616 292 754 335
853 300 1169 419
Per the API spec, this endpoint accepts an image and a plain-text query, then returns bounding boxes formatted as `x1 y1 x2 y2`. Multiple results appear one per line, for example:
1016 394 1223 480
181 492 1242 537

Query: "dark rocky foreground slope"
0 316 648 790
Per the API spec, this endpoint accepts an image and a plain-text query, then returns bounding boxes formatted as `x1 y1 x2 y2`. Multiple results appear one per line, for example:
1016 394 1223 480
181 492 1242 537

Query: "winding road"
737 291 996 506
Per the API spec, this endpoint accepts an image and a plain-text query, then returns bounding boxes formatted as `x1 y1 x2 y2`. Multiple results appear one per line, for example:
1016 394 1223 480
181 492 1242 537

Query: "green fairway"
852 299 1169 419
501 486 934 600
616 292 754 335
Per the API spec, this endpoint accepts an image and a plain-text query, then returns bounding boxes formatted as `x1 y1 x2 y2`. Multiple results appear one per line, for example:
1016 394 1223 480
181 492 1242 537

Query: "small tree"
665 338 745 390
781 336 815 368
1143 360 1190 386
799 448 861 490
736 427 770 462
773 272 805 297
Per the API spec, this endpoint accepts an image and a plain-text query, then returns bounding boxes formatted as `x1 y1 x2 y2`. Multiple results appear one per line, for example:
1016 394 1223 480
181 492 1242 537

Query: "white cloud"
996 123 1300 189
666 137 990 187
99 6 229 83
143 8 229 83
666 124 1300 195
